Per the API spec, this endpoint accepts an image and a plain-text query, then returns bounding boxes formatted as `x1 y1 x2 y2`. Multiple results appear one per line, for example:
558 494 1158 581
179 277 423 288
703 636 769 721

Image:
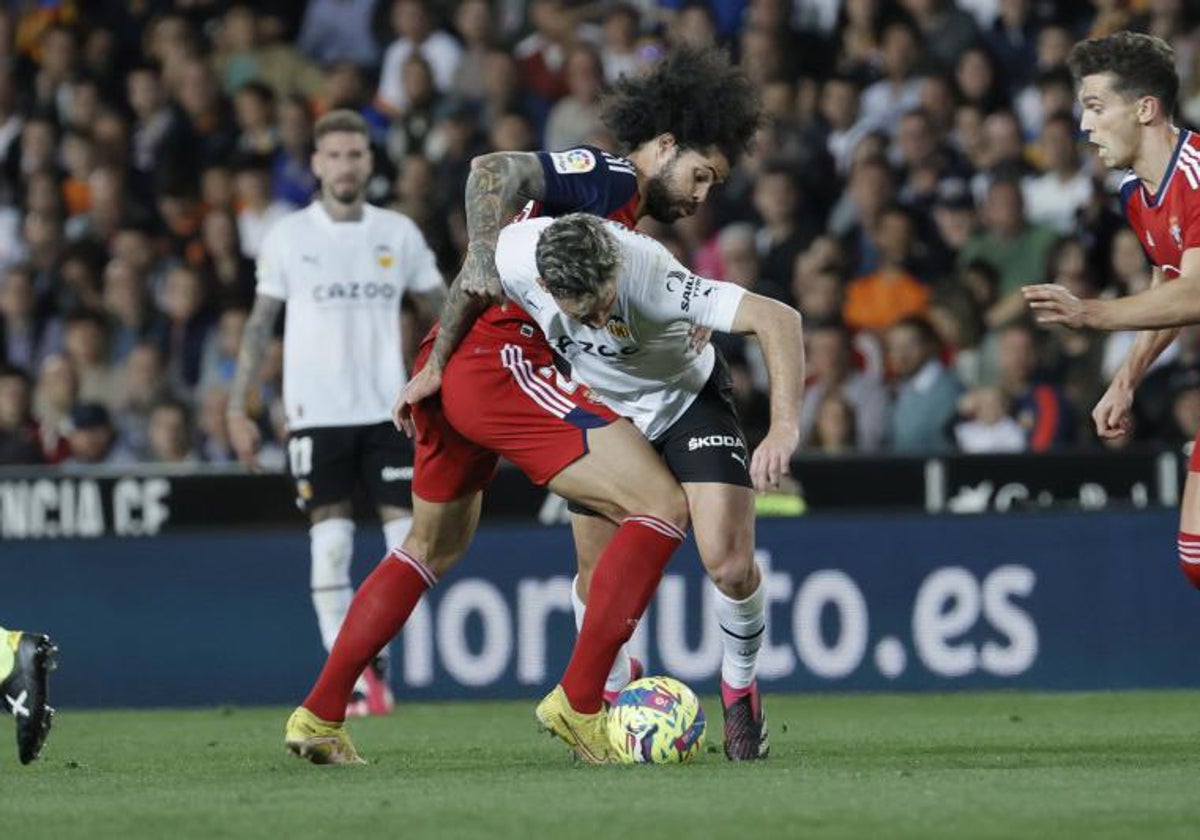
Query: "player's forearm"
428 266 490 369
1112 326 1180 391
1084 272 1200 331
227 296 281 416
754 306 805 432
412 285 448 329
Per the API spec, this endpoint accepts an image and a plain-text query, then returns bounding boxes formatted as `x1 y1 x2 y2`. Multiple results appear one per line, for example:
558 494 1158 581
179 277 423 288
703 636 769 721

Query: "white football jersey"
256 202 443 430
495 217 746 439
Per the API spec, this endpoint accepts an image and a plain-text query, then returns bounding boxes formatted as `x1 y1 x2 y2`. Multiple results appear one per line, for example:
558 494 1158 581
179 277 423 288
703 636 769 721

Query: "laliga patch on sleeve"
549 149 596 174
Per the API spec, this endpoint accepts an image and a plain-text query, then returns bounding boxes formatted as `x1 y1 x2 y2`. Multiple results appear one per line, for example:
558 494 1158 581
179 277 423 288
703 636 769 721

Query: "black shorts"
567 354 752 517
286 421 414 512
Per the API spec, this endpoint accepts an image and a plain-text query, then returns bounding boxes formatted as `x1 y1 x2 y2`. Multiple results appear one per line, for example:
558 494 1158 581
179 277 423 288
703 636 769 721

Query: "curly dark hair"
600 45 761 164
1068 31 1178 115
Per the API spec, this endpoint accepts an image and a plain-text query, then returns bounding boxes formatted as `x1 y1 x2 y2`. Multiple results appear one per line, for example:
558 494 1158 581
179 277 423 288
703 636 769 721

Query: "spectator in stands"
32 353 75 464
830 154 897 278
112 341 171 459
843 205 931 333
297 0 380 69
819 75 874 178
1013 33 1075 137
101 258 152 363
233 155 294 259
449 0 495 101
62 309 117 409
154 264 212 392
197 383 236 463
599 3 642 85
885 315 964 452
1 263 61 373
981 0 1040 91
1021 110 1092 235
0 365 42 465
60 401 135 468
971 109 1029 201
953 386 1027 453
860 21 923 132
175 58 237 170
393 152 456 273
715 223 760 289
515 0 575 135
801 322 889 452
954 45 1007 114
213 5 323 99
200 210 255 311
199 306 247 394
127 62 191 193
272 94 317 207
958 177 1057 326
995 321 1074 452
377 0 463 117
232 81 279 157
385 54 442 161
808 392 859 455
753 163 817 297
544 43 606 152
903 0 979 74
146 398 197 464
1163 368 1200 448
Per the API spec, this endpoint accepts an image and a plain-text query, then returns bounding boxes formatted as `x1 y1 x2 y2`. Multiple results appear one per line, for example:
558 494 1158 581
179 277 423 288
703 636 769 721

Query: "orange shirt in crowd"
842 268 930 333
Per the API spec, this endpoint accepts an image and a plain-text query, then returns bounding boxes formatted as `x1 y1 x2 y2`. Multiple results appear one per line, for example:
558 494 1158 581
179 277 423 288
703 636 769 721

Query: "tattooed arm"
428 152 546 370
226 293 283 466
392 152 546 433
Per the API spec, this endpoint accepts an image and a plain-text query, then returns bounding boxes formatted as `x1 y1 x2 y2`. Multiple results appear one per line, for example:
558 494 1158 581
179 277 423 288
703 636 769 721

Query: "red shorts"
411 329 618 502
1191 428 1200 472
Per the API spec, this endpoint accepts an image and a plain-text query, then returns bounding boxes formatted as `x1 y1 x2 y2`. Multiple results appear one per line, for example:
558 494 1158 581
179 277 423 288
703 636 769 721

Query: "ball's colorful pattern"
608 676 706 764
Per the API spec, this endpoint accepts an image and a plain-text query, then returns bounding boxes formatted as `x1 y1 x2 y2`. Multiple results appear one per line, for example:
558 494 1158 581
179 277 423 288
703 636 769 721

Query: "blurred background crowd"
1 0 1199 469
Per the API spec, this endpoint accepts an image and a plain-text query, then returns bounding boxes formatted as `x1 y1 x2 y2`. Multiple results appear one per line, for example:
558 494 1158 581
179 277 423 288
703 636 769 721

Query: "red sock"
1179 531 1200 589
303 549 436 721
560 515 685 713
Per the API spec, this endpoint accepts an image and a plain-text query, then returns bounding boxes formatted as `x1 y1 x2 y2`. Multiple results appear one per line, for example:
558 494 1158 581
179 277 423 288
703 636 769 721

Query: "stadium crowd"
0 0 1199 468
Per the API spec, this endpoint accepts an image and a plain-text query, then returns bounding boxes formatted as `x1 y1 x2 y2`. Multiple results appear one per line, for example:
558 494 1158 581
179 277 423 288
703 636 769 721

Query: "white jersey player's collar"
308 200 370 227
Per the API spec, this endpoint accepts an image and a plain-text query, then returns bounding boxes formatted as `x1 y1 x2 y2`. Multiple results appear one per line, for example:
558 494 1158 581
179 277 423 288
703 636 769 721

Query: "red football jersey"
1119 128 1200 279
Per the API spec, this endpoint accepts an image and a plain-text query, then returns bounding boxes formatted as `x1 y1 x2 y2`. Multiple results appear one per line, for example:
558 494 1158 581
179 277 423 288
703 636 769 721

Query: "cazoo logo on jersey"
312 281 398 303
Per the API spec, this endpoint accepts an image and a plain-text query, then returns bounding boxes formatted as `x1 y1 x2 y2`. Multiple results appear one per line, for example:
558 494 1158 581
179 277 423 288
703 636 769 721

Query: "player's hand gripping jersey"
495 217 747 439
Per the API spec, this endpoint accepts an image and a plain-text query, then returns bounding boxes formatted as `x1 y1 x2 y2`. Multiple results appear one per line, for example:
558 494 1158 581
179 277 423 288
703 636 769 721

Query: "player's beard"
327 175 365 206
642 156 698 223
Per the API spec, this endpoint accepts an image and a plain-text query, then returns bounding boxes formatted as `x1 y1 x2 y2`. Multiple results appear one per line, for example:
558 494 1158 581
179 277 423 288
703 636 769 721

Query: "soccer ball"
608 676 706 764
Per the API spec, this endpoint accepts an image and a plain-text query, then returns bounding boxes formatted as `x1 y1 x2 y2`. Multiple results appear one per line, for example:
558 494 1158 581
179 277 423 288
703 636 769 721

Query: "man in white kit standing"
227 109 446 717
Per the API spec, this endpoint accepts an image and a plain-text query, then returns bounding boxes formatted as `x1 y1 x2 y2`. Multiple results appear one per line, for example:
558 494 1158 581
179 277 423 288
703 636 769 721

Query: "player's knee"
647 484 690 532
704 545 759 599
1178 531 1200 589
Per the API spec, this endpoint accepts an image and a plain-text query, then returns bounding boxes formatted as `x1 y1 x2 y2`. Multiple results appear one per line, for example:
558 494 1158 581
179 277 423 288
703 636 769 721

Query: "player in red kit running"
1023 32 1200 584
285 47 765 764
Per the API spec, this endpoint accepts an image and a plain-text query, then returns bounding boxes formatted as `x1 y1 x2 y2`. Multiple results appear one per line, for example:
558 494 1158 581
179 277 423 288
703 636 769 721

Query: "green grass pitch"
4 691 1200 839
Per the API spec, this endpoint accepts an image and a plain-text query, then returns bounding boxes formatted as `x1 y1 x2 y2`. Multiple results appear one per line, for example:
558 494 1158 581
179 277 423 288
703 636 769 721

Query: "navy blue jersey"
515 147 640 227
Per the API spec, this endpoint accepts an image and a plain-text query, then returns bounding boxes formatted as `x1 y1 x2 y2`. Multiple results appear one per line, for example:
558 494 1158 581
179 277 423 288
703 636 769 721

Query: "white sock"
382 515 412 552
310 518 355 652
571 574 634 694
713 576 765 689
